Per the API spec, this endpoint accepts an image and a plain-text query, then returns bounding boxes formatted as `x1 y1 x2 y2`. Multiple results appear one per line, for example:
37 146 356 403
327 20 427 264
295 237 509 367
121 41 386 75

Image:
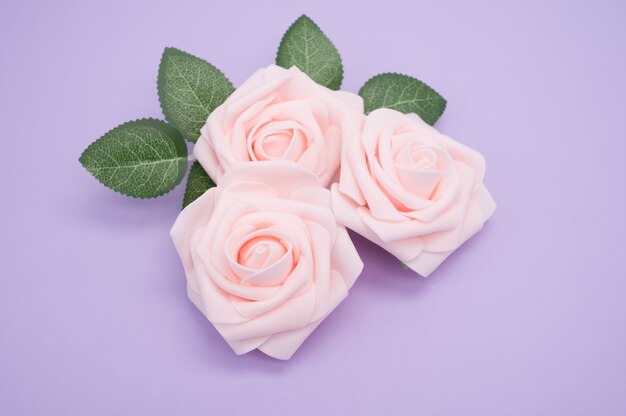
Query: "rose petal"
257 320 322 360
330 227 364 289
216 286 316 342
219 161 322 196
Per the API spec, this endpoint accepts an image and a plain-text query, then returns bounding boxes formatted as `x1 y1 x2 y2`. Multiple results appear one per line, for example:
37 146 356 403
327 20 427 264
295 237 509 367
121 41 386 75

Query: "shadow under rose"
70 179 185 231
348 231 424 297
96 176 497 373
177 222 498 371
346 219 498 296
181 297 294 373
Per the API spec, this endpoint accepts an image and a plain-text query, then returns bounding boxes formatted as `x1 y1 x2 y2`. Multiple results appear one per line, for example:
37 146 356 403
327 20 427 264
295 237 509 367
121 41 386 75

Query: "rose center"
238 236 287 270
409 147 437 170
226 228 295 287
393 141 443 199
248 120 308 162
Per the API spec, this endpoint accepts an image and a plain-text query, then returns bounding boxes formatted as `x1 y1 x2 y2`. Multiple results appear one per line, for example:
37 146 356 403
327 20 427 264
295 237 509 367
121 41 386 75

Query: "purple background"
2 0 625 414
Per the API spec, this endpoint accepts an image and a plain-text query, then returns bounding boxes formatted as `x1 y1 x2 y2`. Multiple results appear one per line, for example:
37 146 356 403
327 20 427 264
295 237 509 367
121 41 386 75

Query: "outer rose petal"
171 162 364 360
219 160 321 197
258 320 322 360
331 227 366 289
193 136 222 182
194 65 363 187
332 109 496 277
405 185 497 275
257 269 354 360
170 189 216 291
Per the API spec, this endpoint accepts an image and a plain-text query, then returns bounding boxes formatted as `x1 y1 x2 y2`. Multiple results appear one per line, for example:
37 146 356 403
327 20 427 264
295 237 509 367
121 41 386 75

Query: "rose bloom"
170 162 363 360
194 64 363 187
332 108 496 277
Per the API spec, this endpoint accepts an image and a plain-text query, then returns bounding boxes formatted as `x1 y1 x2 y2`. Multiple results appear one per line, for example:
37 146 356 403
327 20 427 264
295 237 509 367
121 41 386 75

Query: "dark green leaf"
182 161 216 209
358 73 447 125
158 47 234 142
276 15 343 90
79 119 188 198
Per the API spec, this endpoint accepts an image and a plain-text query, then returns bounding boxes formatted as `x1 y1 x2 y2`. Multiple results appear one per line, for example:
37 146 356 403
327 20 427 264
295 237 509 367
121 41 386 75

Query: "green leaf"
276 15 343 90
158 47 234 142
182 161 216 209
358 73 447 125
79 119 188 198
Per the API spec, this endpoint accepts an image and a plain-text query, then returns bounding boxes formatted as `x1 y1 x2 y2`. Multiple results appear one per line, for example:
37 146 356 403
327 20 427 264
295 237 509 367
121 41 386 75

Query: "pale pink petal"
330 226 364 289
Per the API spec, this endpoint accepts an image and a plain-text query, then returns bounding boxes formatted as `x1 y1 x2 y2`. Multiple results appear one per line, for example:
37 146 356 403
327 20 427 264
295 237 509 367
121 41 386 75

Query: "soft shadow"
349 231 426 297
69 184 184 230
182 298 293 374
347 218 499 296
172 223 498 372
420 218 499 282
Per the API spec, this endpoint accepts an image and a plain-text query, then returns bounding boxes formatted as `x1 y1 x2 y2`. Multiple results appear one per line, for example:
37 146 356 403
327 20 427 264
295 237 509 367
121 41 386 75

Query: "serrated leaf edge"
358 72 447 123
181 161 216 210
79 118 188 199
275 15 344 90
157 47 234 142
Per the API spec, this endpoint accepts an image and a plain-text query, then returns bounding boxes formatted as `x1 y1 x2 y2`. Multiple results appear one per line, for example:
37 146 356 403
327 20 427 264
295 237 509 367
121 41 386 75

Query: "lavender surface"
1 1 625 414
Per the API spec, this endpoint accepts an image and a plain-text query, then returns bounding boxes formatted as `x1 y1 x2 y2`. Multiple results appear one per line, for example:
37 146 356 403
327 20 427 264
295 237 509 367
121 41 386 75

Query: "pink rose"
194 65 363 187
170 162 363 360
332 108 496 277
